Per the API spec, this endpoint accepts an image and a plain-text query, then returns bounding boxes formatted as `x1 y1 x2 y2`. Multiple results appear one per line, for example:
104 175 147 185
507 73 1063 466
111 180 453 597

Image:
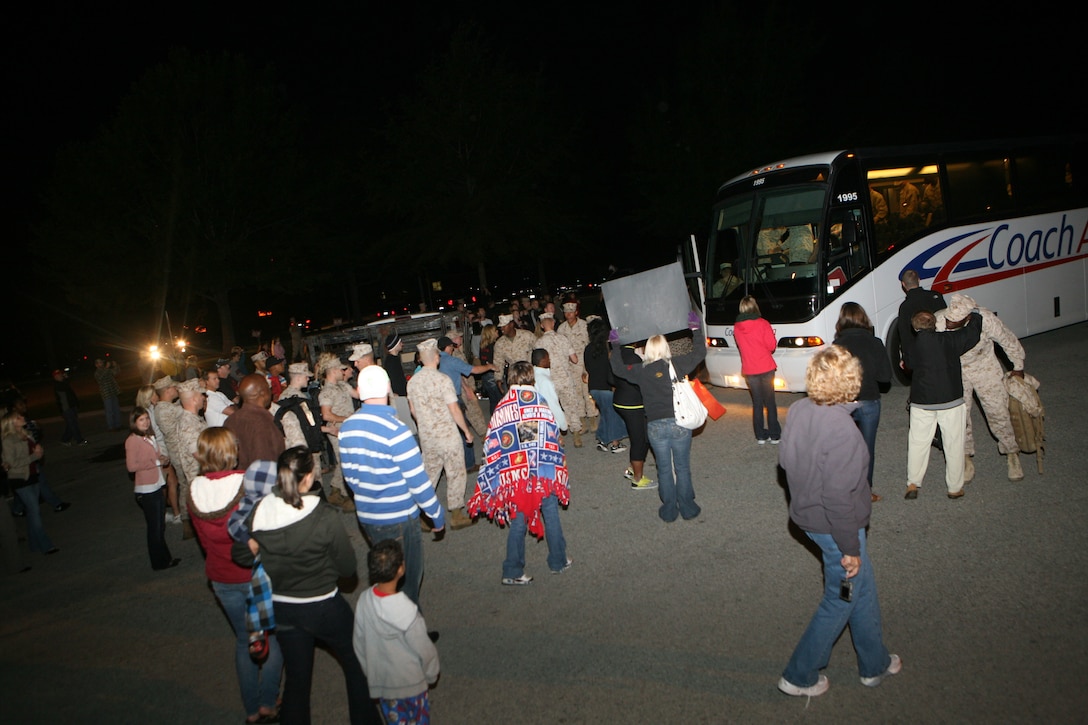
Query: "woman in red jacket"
733 296 781 444
124 407 178 570
188 427 283 724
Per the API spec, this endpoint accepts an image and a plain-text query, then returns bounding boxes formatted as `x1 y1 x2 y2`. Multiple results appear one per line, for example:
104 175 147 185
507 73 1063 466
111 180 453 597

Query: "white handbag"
670 362 707 430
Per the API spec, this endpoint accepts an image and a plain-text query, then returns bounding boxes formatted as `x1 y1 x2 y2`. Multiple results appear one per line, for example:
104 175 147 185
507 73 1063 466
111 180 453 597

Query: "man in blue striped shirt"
340 365 446 608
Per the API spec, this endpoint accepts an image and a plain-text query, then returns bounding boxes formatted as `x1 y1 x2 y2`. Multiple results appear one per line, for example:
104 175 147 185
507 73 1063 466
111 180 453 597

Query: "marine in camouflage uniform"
173 379 208 528
318 357 358 503
936 293 1025 481
557 303 599 427
493 315 538 387
277 363 326 489
154 397 184 474
537 315 586 437
153 381 185 521
408 340 476 529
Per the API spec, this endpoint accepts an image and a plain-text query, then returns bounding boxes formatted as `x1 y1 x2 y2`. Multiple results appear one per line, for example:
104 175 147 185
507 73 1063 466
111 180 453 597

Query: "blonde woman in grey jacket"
2 411 57 555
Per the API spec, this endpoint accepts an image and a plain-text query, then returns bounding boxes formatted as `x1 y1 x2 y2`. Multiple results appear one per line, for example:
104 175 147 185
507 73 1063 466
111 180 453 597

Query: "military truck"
300 312 470 376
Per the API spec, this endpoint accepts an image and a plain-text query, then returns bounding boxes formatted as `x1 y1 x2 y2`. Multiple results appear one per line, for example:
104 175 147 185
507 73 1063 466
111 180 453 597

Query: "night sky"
5 3 1083 376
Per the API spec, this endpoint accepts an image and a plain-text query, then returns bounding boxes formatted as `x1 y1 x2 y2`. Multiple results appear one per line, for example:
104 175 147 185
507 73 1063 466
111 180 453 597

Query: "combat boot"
1007 452 1024 481
448 507 476 530
337 493 356 513
963 456 975 483
573 431 583 448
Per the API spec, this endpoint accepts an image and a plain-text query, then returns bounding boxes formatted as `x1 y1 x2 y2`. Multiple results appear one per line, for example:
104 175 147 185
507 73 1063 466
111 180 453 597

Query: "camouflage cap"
177 378 203 395
946 293 977 323
348 343 374 361
287 362 313 378
153 375 177 391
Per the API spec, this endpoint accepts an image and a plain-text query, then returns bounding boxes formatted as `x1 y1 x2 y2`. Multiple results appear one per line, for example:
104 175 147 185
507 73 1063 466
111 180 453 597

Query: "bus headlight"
708 337 730 348
778 336 824 349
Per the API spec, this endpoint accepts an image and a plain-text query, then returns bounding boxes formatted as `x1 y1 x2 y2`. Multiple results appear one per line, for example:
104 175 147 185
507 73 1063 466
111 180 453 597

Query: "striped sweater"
338 403 446 529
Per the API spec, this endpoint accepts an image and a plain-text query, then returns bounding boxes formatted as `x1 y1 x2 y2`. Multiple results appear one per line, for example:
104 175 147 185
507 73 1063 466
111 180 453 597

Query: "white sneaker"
778 675 829 697
550 558 573 574
501 574 533 586
860 654 902 687
168 514 182 525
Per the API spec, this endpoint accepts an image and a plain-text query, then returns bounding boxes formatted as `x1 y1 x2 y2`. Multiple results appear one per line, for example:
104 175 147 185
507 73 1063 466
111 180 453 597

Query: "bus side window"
946 157 1013 218
1013 148 1088 210
922 176 945 226
869 184 897 259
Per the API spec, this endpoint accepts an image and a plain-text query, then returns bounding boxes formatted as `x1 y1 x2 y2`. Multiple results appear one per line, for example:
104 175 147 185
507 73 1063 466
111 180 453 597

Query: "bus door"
821 206 872 301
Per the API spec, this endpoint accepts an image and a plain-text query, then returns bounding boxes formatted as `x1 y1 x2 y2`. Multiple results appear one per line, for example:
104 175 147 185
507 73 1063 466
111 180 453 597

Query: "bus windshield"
706 184 826 322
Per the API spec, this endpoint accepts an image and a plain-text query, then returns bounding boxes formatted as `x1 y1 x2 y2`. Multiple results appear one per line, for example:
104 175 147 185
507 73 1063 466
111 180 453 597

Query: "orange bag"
691 379 726 420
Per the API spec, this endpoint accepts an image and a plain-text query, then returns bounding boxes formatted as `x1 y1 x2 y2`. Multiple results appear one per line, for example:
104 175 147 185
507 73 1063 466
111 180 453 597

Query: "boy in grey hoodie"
353 539 440 723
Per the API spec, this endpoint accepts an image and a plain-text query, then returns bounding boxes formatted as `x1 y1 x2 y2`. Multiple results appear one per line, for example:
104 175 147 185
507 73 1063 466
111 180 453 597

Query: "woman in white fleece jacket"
233 446 381 725
353 538 440 724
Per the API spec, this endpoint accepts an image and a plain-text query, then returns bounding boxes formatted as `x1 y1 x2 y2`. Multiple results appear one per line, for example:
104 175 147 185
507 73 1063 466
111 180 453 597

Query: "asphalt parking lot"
2 322 1086 724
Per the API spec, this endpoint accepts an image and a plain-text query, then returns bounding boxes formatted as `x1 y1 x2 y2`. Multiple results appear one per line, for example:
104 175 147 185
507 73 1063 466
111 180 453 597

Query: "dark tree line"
28 8 920 365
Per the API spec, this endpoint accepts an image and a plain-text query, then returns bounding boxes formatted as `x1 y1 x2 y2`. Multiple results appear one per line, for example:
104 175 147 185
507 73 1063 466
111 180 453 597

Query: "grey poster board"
601 262 691 344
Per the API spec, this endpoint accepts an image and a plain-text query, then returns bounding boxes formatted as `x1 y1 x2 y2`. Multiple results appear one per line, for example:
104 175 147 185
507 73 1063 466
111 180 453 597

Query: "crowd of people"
2 269 1039 717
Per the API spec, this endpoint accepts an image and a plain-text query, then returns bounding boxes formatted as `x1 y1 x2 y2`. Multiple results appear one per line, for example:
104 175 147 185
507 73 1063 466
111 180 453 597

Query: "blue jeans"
14 483 55 553
503 494 567 578
481 371 502 417
60 408 84 443
463 437 476 468
362 518 426 607
211 581 283 717
782 529 892 687
103 396 123 430
10 468 62 515
458 400 476 468
851 399 881 486
590 389 627 445
745 371 780 441
647 418 700 522
274 596 380 725
134 488 172 569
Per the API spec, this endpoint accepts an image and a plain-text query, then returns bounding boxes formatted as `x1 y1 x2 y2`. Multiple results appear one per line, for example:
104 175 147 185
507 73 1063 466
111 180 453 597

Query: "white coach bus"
692 136 1088 392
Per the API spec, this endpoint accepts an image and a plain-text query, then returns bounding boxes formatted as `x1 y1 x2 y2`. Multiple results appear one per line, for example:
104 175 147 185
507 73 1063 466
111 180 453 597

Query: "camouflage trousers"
324 433 351 497
461 380 489 436
554 377 587 433
421 430 468 510
963 357 1019 456
175 467 190 519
